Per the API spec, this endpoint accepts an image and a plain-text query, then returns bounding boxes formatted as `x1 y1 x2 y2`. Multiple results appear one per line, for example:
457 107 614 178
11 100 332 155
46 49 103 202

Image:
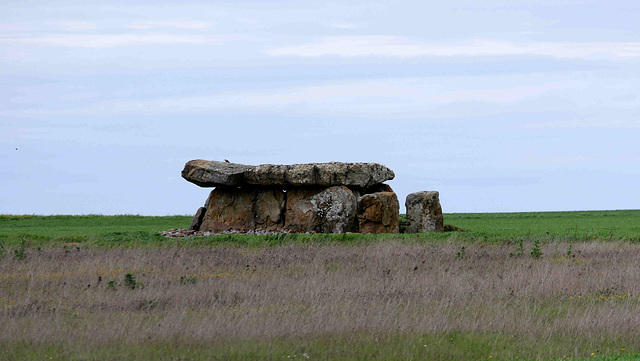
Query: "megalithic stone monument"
182 160 399 234
182 159 445 235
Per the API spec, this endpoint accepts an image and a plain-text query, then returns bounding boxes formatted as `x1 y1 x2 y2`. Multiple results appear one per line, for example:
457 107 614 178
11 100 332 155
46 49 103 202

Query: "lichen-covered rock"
199 188 286 233
189 206 207 231
253 189 286 230
245 162 394 188
182 160 254 187
405 191 444 233
357 192 400 234
284 186 358 233
182 160 395 188
200 188 255 232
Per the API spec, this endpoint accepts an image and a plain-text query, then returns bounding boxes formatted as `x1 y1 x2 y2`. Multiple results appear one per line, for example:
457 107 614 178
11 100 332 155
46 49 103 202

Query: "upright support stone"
189 206 207 231
405 191 444 233
199 187 286 233
253 189 286 231
357 192 400 234
284 186 358 233
200 188 255 232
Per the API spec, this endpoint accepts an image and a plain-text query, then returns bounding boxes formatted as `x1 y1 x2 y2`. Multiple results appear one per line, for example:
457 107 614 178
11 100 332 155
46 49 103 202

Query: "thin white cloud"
266 36 640 59
0 34 253 48
527 155 590 165
529 120 640 128
331 23 358 29
4 76 582 119
127 20 213 30
0 23 28 32
47 21 96 31
237 18 258 24
430 82 579 103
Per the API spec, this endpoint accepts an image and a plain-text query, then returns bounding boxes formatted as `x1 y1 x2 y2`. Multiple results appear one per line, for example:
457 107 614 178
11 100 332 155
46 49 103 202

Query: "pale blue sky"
2 0 639 215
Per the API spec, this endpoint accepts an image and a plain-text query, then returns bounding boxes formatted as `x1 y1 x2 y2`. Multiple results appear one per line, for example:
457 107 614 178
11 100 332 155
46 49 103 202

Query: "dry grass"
1 240 640 359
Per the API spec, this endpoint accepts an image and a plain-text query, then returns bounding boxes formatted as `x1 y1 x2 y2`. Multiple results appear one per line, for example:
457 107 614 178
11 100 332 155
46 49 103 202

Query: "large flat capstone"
246 162 394 188
182 160 395 188
182 160 254 187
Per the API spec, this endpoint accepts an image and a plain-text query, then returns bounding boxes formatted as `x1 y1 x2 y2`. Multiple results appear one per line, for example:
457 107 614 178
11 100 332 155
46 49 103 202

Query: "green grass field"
1 210 640 360
0 214 190 238
447 210 640 242
2 210 639 246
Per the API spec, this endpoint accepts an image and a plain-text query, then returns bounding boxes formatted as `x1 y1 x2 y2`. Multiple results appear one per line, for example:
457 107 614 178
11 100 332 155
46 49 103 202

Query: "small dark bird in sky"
224 159 230 163
15 148 18 150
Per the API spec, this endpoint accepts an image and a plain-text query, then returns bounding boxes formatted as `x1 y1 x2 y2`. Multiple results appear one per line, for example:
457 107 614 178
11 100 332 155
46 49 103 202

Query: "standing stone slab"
199 187 286 233
405 191 444 233
253 189 286 230
189 206 207 231
245 162 395 188
284 186 358 233
182 160 254 187
200 188 255 232
357 192 400 234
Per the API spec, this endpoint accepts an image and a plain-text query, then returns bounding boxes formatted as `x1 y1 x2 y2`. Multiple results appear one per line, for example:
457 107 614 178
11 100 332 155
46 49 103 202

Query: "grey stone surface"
245 162 394 188
181 159 254 187
284 186 358 233
405 191 444 233
183 160 395 188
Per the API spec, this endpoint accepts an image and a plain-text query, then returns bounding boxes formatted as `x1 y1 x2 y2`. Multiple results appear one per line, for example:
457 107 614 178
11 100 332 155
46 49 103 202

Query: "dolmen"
182 159 444 234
